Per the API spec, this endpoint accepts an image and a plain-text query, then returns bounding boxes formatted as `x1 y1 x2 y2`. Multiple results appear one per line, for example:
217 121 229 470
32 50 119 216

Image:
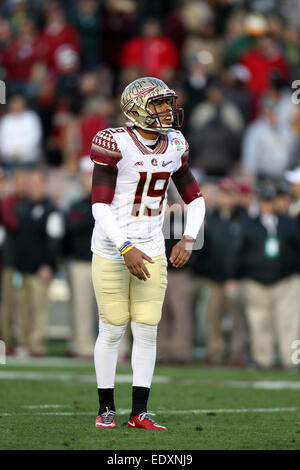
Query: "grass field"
0 357 300 450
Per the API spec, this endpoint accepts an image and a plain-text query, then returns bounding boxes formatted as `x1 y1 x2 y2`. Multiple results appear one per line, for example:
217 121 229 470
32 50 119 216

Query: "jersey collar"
125 126 169 155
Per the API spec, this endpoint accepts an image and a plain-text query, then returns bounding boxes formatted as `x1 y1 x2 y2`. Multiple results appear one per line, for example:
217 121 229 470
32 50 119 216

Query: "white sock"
131 321 158 388
94 320 128 388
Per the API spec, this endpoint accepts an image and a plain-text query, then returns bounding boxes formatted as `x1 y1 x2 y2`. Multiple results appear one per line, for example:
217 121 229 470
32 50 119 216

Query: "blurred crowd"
0 0 300 369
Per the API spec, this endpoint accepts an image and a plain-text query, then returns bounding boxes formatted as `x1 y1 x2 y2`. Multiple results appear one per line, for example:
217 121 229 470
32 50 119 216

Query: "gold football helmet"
120 77 183 134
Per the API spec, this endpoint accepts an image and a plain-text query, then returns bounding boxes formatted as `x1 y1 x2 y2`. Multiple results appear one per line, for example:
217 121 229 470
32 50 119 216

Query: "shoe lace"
138 412 157 424
101 407 116 424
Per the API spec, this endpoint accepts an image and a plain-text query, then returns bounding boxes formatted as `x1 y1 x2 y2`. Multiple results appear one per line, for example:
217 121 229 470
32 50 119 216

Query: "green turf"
0 359 300 450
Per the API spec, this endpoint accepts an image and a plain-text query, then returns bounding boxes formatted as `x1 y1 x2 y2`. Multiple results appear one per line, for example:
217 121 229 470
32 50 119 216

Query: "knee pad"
131 321 157 346
98 319 128 349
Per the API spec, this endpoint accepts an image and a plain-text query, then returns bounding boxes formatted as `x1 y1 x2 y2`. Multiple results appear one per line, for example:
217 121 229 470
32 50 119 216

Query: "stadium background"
0 0 300 451
0 0 300 367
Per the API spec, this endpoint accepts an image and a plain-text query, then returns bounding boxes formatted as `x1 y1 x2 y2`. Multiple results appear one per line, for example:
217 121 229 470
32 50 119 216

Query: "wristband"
118 241 134 255
121 244 134 255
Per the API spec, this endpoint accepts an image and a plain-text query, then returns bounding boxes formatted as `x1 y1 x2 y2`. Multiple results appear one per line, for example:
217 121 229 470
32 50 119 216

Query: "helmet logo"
131 86 156 100
151 158 158 166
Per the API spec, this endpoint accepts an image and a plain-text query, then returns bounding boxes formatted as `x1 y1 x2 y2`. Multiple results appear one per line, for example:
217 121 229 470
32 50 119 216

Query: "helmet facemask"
145 95 184 134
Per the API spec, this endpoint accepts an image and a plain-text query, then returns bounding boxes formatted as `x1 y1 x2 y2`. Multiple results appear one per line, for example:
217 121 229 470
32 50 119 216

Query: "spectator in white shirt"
0 95 42 169
241 98 295 181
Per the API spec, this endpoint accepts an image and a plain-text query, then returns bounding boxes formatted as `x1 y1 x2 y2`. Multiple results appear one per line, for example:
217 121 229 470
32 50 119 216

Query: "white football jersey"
91 126 189 260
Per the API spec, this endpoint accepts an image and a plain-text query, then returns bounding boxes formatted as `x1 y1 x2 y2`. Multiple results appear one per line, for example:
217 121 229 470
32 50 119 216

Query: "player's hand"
123 247 155 281
169 235 195 268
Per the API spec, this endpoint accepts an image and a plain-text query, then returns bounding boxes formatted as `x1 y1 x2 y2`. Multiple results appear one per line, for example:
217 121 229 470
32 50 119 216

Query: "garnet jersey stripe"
92 163 117 205
171 164 202 204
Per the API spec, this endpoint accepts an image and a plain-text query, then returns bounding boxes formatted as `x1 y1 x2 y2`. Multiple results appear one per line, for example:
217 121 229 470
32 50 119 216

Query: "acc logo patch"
171 138 184 151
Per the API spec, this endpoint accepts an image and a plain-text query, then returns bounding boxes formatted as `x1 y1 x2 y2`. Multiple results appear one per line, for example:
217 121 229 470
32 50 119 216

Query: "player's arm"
91 132 154 281
169 145 205 268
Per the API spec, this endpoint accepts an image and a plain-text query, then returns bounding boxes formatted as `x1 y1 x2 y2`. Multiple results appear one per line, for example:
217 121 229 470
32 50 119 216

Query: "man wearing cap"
236 185 300 369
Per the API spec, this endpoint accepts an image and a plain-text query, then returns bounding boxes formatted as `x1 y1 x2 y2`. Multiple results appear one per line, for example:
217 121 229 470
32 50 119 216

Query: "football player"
90 77 205 430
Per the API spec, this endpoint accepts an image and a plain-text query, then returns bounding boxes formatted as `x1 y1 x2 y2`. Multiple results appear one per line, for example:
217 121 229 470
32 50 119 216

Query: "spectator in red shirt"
79 99 110 159
38 5 80 76
0 19 12 73
240 34 289 118
1 19 42 97
120 18 180 83
62 97 111 172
